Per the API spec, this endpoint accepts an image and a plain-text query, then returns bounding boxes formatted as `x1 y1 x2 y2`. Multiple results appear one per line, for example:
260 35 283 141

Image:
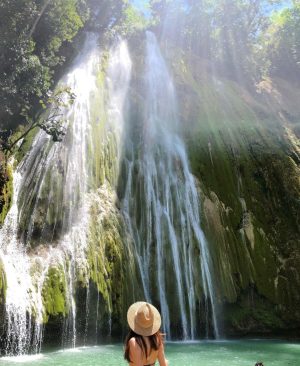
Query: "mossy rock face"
0 258 7 305
42 265 69 323
86 185 139 337
0 259 6 340
168 48 300 334
87 188 123 312
0 158 13 225
13 51 119 249
11 126 39 165
223 288 285 335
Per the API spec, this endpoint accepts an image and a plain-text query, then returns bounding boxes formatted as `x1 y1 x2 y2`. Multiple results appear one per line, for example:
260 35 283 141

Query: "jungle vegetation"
0 0 299 144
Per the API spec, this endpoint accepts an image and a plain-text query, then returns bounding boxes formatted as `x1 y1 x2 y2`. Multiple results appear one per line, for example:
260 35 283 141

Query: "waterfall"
121 32 220 339
0 34 132 355
0 28 219 355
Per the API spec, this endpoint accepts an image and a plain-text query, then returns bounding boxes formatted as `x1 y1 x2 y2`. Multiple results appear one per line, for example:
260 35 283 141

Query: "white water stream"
0 30 219 356
0 34 132 355
121 32 220 339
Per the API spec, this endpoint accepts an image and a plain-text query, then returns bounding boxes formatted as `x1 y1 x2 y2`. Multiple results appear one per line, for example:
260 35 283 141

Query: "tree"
264 2 300 83
0 0 42 122
0 88 75 156
149 0 287 84
0 0 89 130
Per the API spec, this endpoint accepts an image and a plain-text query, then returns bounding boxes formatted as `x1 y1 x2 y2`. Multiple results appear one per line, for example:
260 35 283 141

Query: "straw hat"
127 301 161 336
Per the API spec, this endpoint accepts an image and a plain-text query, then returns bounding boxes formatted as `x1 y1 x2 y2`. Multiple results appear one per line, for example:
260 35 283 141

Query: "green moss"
0 164 13 225
42 265 69 323
10 126 39 165
250 226 277 302
96 51 109 89
0 259 7 304
88 128 119 189
86 53 121 190
86 186 134 330
171 49 300 329
224 289 284 333
0 126 40 225
201 189 255 303
88 204 123 310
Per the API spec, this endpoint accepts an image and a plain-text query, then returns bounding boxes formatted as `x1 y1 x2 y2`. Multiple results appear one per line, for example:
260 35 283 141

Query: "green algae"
12 126 39 164
84 184 143 336
0 259 7 304
87 190 125 318
0 164 13 225
169 49 300 331
42 266 69 322
87 54 121 190
224 301 284 333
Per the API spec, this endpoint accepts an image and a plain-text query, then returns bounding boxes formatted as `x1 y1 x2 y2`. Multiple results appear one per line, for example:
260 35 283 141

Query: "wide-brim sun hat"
127 301 161 336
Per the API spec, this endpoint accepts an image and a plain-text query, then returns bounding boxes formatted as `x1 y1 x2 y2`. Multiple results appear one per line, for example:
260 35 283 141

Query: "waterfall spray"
0 34 133 355
121 32 220 339
0 28 219 356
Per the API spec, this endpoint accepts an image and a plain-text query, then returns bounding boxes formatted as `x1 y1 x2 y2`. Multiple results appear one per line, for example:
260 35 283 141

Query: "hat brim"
127 302 161 336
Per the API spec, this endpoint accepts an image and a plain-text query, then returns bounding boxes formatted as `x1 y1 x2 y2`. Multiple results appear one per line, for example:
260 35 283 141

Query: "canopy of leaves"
265 2 300 82
1 0 299 137
0 0 125 132
149 0 300 86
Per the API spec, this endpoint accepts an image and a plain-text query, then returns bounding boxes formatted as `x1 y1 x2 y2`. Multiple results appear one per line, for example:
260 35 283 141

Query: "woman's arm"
157 342 168 366
129 337 143 366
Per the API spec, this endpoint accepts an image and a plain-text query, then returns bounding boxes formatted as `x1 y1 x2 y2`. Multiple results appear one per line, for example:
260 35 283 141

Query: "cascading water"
0 34 132 355
0 34 98 355
0 28 219 355
121 32 220 339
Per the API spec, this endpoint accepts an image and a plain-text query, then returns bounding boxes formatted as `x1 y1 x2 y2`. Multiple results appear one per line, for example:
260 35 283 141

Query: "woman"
124 302 169 366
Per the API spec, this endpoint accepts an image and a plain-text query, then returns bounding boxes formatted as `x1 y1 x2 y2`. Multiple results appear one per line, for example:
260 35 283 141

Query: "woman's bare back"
129 336 168 366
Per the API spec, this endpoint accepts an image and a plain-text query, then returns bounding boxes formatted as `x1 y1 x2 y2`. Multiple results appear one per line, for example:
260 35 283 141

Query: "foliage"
119 2 150 35
87 0 125 32
149 0 299 86
33 0 89 67
1 0 298 136
0 0 89 129
1 88 75 156
0 0 127 154
0 0 124 131
264 2 300 83
0 0 45 122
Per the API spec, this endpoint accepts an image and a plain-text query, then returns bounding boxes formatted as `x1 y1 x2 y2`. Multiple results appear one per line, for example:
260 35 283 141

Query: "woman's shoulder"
129 337 142 351
129 337 137 346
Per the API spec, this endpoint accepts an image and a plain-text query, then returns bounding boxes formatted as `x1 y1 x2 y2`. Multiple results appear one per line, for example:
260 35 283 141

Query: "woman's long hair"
124 330 164 363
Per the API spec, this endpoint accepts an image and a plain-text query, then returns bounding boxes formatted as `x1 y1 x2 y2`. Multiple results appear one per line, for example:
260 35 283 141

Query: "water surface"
1 340 299 366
